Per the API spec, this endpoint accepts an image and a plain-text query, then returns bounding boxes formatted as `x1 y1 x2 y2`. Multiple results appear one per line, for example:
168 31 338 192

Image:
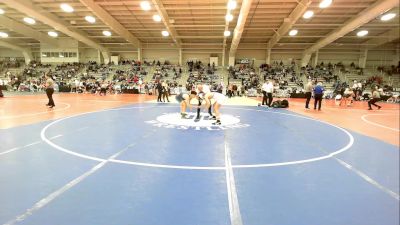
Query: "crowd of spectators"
300 62 338 83
228 63 259 92
0 59 23 69
186 60 221 92
261 62 300 89
1 58 399 103
152 64 182 81
187 60 218 83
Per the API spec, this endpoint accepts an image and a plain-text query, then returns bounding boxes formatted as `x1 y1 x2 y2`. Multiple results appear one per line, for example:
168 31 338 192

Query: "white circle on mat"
41 105 354 170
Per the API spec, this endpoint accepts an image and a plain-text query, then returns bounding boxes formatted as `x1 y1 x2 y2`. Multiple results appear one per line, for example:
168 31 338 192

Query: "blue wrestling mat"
0 104 398 225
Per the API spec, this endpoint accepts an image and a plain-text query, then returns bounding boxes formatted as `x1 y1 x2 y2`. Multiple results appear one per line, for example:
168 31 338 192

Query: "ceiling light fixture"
161 30 169 37
48 31 58 37
319 0 332 8
289 29 298 36
357 30 368 37
140 1 151 11
103 30 112 37
226 14 233 22
60 3 74 13
23 17 36 25
227 1 237 10
85 16 96 23
224 30 231 37
153 14 162 22
0 32 9 38
381 13 396 21
0 9 4 14
303 10 314 19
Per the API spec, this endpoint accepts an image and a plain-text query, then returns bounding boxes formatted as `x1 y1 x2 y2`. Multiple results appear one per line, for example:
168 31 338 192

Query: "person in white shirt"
265 80 274 107
74 79 79 93
45 74 55 108
261 81 268 106
304 80 314 109
368 86 382 110
339 87 354 107
162 81 170 102
100 82 108 96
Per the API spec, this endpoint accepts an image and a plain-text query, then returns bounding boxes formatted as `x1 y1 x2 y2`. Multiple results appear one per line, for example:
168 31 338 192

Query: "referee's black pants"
46 88 55 107
267 92 273 107
262 91 267 105
305 92 312 108
314 93 323 110
368 98 381 109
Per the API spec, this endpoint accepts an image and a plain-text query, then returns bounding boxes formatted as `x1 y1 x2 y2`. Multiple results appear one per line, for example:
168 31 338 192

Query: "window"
41 51 78 58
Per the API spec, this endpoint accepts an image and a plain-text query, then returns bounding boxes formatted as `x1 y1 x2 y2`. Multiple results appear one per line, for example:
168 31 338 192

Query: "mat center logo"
145 113 250 130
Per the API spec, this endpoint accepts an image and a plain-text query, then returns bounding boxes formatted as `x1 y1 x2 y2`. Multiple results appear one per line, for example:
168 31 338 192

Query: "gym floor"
0 93 399 225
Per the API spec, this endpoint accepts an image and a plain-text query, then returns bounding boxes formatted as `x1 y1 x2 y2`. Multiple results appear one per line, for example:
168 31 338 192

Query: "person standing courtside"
261 80 268 106
305 79 313 109
0 79 4 97
368 86 382 110
313 82 324 111
45 74 55 108
265 80 274 107
162 81 170 102
156 81 163 102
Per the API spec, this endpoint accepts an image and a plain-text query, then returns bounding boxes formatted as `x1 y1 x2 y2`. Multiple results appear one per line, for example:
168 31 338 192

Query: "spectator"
313 82 324 111
368 86 382 110
304 80 313 109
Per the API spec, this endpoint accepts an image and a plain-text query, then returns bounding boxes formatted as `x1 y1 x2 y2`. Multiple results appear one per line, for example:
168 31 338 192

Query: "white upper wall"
79 48 100 63
0 48 24 60
40 38 79 63
143 49 179 64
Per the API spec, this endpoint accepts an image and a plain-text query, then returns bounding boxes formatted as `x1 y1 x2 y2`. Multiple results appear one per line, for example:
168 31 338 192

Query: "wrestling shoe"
212 120 221 125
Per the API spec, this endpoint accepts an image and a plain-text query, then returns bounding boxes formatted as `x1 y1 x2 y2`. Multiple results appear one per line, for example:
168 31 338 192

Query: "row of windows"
41 52 78 58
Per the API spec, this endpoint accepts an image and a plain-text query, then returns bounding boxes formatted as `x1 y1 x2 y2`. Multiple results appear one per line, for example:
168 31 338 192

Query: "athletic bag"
271 100 282 108
281 99 289 108
272 100 289 108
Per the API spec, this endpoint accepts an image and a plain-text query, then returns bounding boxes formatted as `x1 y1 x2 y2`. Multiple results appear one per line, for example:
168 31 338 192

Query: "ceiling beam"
0 40 33 64
0 15 59 47
172 25 226 28
267 0 312 49
222 0 232 51
229 0 254 57
78 0 141 48
301 0 399 65
364 28 400 49
0 0 110 62
151 0 181 48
